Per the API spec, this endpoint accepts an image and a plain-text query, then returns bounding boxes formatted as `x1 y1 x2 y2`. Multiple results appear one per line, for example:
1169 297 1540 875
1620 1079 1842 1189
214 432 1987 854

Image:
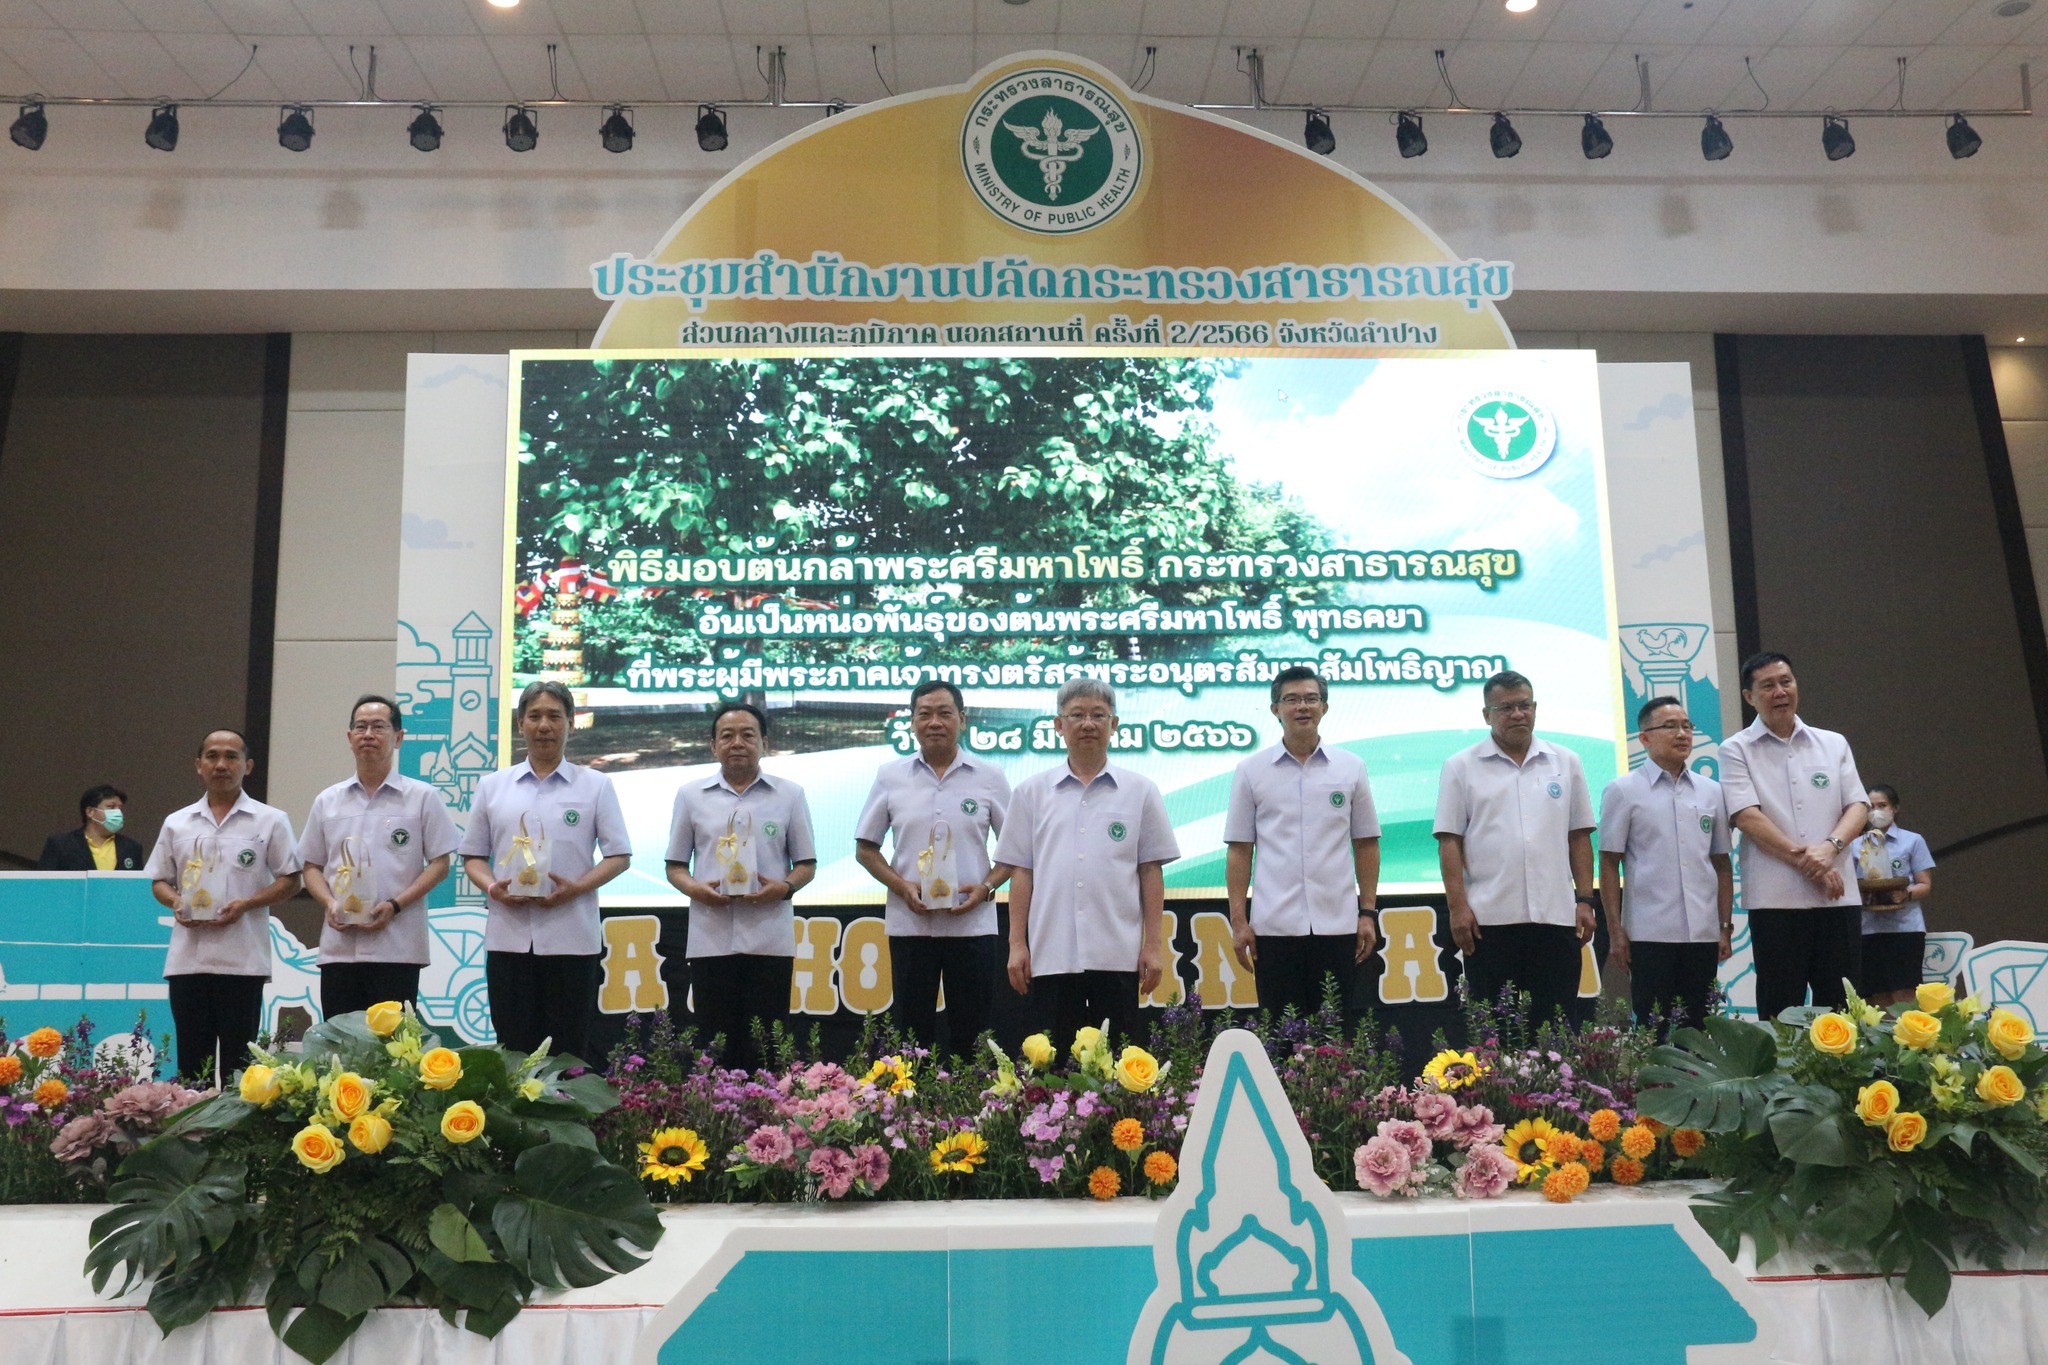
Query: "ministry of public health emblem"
1458 390 1556 479
1329 792 1346 808
962 68 1141 235
961 798 980 815
1108 821 1128 842
1699 814 1714 833
563 808 581 826
391 827 411 847
1811 773 1830 789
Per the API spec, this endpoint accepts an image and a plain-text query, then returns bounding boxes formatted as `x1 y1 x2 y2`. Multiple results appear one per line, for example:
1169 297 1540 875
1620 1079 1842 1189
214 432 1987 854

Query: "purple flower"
1411 1092 1459 1142
809 1145 856 1198
1378 1119 1432 1166
1354 1135 1413 1197
852 1143 892 1191
744 1125 794 1167
1454 1145 1518 1200
1028 1154 1066 1183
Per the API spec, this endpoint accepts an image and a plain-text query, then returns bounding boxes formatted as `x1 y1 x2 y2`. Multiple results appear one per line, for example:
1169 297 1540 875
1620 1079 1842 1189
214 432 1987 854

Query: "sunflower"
930 1130 988 1174
639 1127 709 1185
861 1055 915 1096
1502 1117 1560 1183
1421 1049 1487 1092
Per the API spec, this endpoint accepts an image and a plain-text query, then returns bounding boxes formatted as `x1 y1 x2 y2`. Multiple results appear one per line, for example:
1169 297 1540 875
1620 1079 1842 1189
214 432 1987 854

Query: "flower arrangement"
83 1005 661 1363
2 1016 163 1204
1638 982 2048 1314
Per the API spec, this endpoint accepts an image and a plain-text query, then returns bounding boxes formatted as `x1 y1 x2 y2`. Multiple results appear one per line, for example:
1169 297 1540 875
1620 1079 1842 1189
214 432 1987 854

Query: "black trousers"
167 973 266 1083
1254 932 1357 1025
1629 940 1720 1035
691 952 791 1072
486 950 602 1061
1462 922 1582 1028
320 962 423 1020
1749 907 1862 1020
890 934 998 1059
1031 969 1145 1057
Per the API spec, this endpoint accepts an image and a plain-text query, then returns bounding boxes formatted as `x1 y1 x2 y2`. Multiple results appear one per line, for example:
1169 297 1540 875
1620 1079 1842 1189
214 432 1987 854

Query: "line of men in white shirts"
142 651 1920 1082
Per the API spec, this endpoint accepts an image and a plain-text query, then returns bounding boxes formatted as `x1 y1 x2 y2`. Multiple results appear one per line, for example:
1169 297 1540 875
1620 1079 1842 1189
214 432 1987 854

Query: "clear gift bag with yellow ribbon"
712 810 759 897
917 818 960 910
331 835 376 925
497 812 552 899
179 836 229 921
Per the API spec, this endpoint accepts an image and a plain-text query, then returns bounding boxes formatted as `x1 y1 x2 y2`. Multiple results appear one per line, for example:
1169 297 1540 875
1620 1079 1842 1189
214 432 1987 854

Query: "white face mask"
1869 809 1895 830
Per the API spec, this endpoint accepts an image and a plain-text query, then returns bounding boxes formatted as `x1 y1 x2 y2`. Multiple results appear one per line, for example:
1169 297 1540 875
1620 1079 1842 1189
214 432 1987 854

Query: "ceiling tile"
400 33 515 99
1938 1 2048 46
0 1 54 26
1048 31 1142 79
1791 43 1911 108
886 31 973 85
810 34 895 96
1301 0 1394 40
1061 0 1143 36
723 0 807 36
1433 38 1534 104
648 34 747 98
1650 43 1758 108
553 0 648 35
1858 0 1979 49
1462 0 1556 41
47 0 145 30
1357 38 1444 105
1778 0 1881 45
1140 0 1233 40
636 0 728 34
382 0 482 38
286 0 394 37
1270 37 1374 103
1700 0 1801 47
562 32 664 94
1223 0 1313 37
1538 0 1653 44
200 0 312 35
69 29 196 96
157 29 281 96
1382 0 1482 43
486 31 590 96
806 0 890 35
977 0 1064 35
973 32 1059 68
888 0 973 36
1888 43 2004 108
1200 36 1276 100
1125 33 1213 99
120 0 228 30
245 32 357 96
726 33 817 99
1501 39 1613 105
0 25 120 89
1622 0 1734 44
311 33 430 99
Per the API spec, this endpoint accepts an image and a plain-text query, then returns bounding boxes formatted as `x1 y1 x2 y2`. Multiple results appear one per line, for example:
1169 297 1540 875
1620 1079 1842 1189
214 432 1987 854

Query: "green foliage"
1636 1015 1780 1134
490 1143 664 1289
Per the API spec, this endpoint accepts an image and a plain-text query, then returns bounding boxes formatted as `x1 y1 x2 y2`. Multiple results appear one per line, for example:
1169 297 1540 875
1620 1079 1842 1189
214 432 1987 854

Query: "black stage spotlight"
600 104 635 153
1489 112 1521 159
408 105 442 152
503 104 538 152
1395 110 1427 158
695 104 728 152
10 101 46 151
1580 112 1612 159
1822 114 1854 160
1303 108 1335 155
1947 113 1981 159
145 103 179 152
1701 114 1732 161
277 104 314 152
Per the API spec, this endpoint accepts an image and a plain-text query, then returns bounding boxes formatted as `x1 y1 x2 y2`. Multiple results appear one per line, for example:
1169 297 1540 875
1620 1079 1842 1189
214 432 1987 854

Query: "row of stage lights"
1300 106 1984 162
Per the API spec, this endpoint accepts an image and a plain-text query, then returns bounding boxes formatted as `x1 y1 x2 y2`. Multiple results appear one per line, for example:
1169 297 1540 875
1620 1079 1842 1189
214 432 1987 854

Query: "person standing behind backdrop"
1852 784 1936 1007
40 784 145 870
461 681 631 1061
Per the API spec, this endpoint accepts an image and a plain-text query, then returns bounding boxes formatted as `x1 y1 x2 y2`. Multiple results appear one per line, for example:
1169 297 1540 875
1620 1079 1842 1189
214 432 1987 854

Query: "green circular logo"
764 820 781 838
1811 773 1830 789
1329 791 1346 808
236 848 256 868
563 808 581 826
391 827 411 847
961 797 980 816
1699 814 1714 834
1458 391 1557 479
1108 821 1128 842
962 68 1142 235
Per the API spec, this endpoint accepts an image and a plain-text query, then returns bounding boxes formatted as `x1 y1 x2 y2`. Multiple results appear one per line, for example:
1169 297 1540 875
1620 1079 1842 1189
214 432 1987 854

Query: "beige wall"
1990 348 2048 643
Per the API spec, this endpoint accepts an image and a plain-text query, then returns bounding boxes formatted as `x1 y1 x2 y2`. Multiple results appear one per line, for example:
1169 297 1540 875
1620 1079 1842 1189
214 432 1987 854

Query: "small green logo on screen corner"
1458 391 1556 479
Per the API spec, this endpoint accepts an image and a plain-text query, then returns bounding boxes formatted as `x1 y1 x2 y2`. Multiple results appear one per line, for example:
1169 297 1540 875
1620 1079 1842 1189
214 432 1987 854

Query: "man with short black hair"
1434 671 1597 1026
1224 666 1381 1024
40 784 145 870
299 695 461 1018
1719 652 1869 1019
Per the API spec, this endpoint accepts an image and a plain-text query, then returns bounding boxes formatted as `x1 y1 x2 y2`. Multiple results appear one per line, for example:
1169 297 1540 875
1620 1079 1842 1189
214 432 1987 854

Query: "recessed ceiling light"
487 0 519 8
1996 1 2032 18
2020 336 2029 343
1505 0 1538 11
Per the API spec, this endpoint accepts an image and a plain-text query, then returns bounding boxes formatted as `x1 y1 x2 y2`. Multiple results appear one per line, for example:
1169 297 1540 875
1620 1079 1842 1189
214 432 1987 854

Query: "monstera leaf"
489 1143 663 1290
85 1140 247 1296
1636 1014 1785 1134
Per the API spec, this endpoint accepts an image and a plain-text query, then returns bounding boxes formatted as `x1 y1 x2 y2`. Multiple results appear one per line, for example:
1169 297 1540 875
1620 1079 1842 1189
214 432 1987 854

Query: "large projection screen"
506 350 1625 906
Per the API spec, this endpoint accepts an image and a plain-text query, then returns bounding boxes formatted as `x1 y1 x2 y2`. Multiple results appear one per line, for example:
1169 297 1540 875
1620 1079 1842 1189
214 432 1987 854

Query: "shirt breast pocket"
1097 804 1142 857
231 839 266 875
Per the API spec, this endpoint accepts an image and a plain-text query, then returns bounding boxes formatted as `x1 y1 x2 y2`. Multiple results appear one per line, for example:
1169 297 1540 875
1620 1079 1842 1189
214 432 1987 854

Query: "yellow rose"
1916 982 1955 1013
1808 1013 1857 1056
1020 1033 1055 1069
1855 1079 1900 1127
1115 1046 1161 1093
1070 1027 1102 1062
348 1112 394 1154
419 1047 464 1090
1989 1008 2035 1061
238 1064 281 1106
1977 1065 2026 1107
329 1071 373 1122
291 1123 345 1173
1885 1110 1928 1153
364 1001 404 1037
1893 1011 1941 1051
440 1100 486 1144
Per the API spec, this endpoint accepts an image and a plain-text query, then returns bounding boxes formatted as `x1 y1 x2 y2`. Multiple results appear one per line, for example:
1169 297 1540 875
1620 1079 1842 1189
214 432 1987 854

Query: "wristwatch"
1574 892 1599 907
1826 836 1846 852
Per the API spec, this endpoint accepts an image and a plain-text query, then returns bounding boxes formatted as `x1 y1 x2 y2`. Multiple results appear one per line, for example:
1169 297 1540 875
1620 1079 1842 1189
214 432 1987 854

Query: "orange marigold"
23 1027 63 1059
1541 1160 1592 1204
0 1055 21 1086
1143 1151 1178 1186
1587 1109 1622 1143
1610 1156 1646 1186
1578 1138 1606 1172
1560 1161 1590 1195
1640 1117 1670 1136
33 1077 68 1109
1539 1129 1581 1165
1671 1128 1706 1158
1619 1124 1657 1160
1111 1118 1146 1153
1088 1165 1121 1201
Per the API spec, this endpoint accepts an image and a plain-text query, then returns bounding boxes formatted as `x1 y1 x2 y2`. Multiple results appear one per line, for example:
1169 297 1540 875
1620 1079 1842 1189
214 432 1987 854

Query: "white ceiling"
0 0 2041 115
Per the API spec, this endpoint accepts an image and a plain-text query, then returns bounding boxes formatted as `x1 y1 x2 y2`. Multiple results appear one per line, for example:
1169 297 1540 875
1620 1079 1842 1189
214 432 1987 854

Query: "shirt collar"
347 770 404 798
912 750 976 779
514 759 573 785
1748 714 1811 745
1645 762 1693 790
1271 743 1328 767
1483 735 1552 766
705 769 776 797
1055 763 1119 789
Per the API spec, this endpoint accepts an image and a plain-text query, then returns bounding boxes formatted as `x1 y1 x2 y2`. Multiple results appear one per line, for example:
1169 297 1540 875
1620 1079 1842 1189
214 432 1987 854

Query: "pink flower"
1028 1154 1065 1183
103 1081 203 1125
744 1125 794 1167
1450 1104 1503 1151
1354 1135 1414 1197
50 1111 116 1164
852 1143 892 1191
1378 1119 1431 1166
1412 1091 1459 1142
809 1145 856 1198
1454 1145 1517 1200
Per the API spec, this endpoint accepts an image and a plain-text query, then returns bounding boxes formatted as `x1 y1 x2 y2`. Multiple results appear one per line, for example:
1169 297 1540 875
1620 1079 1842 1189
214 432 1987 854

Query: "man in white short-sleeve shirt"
855 681 1011 1057
1224 665 1381 1024
1434 670 1597 1026
147 728 302 1082
1717 652 1869 1019
298 694 461 1021
996 678 1178 1053
667 702 817 1071
1598 696 1733 1035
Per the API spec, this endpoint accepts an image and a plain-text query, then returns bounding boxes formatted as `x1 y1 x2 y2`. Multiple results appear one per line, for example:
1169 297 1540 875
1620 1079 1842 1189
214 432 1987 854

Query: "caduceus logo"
1001 106 1099 200
1457 390 1557 479
962 65 1143 235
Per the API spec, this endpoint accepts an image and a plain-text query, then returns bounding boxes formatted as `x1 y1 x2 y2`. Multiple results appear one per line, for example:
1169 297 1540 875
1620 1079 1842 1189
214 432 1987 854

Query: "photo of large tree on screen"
514 356 1334 682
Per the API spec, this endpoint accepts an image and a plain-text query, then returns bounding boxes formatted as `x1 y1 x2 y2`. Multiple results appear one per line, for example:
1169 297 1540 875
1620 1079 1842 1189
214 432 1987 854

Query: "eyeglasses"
1641 722 1702 736
1276 693 1324 707
348 721 395 735
1486 701 1536 716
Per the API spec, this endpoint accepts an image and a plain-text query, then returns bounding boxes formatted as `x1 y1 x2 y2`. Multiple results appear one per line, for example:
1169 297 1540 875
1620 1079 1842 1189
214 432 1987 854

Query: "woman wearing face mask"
39 784 146 871
1853 784 1937 1007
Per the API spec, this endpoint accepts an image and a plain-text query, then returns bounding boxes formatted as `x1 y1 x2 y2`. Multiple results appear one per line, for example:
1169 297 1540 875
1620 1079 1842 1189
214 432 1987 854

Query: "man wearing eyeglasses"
1433 670 1597 1026
1224 666 1381 1024
1597 697 1732 1034
298 694 460 1018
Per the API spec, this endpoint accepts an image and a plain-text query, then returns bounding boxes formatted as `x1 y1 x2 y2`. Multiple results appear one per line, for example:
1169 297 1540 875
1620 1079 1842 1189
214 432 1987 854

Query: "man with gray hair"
996 678 1179 1052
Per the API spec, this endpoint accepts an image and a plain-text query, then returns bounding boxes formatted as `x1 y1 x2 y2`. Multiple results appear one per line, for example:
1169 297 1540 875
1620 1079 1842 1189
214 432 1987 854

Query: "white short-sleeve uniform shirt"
993 762 1179 976
298 772 462 966
147 792 302 978
458 760 632 955
667 770 817 958
1598 764 1730 944
1717 716 1866 910
1222 743 1381 936
853 753 1010 938
1433 737 1596 928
